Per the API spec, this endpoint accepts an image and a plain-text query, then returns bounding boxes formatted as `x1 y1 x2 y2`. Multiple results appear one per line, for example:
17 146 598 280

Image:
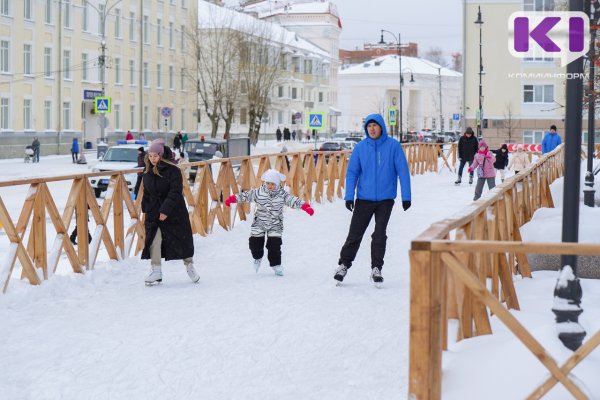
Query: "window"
181 68 185 90
1 0 10 16
181 109 185 131
156 63 162 88
129 12 135 41
63 50 71 79
130 105 135 130
181 25 185 51
292 57 300 73
523 130 544 144
115 57 121 84
143 16 149 44
319 92 323 102
304 60 313 74
278 86 283 97
143 106 149 129
44 47 52 77
169 65 174 89
24 0 32 20
114 9 121 38
0 40 9 73
114 104 121 129
169 22 174 48
23 99 32 130
182 0 187 8
44 0 51 24
171 0 176 5
98 4 105 35
63 102 71 130
0 98 9 129
143 62 149 86
291 87 297 99
83 0 88 31
157 18 162 46
523 0 554 11
129 59 135 85
82 53 88 81
23 44 32 75
240 108 247 125
523 84 554 103
44 100 52 129
63 0 71 28
278 111 283 124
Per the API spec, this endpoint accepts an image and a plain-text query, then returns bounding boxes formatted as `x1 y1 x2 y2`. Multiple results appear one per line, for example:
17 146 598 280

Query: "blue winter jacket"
541 132 562 154
71 139 79 153
344 114 411 202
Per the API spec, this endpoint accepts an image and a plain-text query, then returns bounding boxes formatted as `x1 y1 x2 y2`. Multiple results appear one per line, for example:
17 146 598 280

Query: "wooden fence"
409 145 600 399
0 143 449 294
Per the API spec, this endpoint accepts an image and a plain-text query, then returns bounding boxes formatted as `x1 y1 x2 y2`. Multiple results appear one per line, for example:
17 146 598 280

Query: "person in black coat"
141 139 199 285
276 128 282 142
455 127 479 185
492 143 509 183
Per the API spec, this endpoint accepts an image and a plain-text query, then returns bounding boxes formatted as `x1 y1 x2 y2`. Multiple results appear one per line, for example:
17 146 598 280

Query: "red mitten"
224 195 237 207
485 154 492 160
468 167 474 173
301 203 314 216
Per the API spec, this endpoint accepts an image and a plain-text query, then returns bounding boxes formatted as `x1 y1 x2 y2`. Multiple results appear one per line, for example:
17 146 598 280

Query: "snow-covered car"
89 143 146 198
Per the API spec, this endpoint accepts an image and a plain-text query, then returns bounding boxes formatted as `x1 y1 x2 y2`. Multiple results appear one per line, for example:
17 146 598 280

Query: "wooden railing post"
409 250 444 400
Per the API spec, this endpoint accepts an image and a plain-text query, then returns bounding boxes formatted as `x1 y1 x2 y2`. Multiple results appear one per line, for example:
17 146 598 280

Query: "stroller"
24 145 34 163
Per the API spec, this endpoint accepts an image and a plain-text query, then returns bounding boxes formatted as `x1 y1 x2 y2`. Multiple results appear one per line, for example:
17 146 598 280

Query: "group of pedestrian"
454 124 560 201
275 127 295 142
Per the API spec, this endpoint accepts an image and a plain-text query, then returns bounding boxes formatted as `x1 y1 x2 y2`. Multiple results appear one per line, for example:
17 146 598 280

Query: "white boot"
185 259 200 283
272 265 284 276
252 258 262 273
145 264 162 285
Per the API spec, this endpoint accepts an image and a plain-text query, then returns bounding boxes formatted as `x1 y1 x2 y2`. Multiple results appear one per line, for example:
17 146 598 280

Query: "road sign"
388 108 397 126
453 113 460 121
307 112 325 130
161 107 172 118
94 96 111 113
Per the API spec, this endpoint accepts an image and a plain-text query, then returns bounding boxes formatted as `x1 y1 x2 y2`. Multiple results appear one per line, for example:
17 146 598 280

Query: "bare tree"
451 52 463 72
503 102 520 144
423 47 448 68
237 20 285 145
219 30 243 139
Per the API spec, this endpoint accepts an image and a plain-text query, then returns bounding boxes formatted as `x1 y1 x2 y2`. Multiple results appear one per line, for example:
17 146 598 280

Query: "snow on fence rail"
408 144 600 400
0 143 449 294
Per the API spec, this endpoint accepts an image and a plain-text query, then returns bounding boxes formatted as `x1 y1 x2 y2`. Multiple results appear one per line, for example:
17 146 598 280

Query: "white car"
89 144 146 198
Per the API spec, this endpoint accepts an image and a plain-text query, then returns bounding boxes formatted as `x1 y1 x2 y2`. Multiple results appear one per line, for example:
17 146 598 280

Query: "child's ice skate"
272 265 284 276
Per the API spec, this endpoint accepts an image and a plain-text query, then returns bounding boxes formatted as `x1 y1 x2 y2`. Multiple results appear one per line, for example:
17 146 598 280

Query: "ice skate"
454 177 461 185
252 258 262 273
272 265 284 276
145 265 162 286
185 264 200 283
334 264 348 286
370 267 384 288
469 175 474 185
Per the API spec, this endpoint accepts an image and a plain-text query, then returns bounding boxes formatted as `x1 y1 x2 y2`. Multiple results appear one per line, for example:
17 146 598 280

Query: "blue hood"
363 113 388 140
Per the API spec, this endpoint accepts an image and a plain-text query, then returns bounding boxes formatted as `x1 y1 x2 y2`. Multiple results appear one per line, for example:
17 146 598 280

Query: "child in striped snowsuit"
224 169 314 276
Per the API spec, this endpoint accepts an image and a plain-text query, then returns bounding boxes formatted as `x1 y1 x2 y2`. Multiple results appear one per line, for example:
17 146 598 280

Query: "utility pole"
99 37 107 142
475 6 484 138
585 0 597 207
57 0 63 154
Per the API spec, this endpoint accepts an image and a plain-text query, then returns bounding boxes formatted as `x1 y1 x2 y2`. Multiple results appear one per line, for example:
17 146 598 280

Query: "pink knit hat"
478 139 488 149
148 139 165 155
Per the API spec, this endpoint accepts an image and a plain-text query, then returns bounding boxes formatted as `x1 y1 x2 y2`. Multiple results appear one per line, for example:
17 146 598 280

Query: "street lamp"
474 6 484 138
380 30 406 142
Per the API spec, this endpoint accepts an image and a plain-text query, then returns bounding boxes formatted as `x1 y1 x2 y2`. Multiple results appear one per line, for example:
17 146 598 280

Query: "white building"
338 55 462 137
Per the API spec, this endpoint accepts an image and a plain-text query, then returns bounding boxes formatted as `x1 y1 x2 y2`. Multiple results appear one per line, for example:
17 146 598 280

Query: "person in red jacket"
125 130 134 141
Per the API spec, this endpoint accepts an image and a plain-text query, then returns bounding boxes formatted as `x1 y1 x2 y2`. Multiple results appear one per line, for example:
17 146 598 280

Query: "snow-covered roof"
241 1 339 19
198 1 331 59
339 54 462 78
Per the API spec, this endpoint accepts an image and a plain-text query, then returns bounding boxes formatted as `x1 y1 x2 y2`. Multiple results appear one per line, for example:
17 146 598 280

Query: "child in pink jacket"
468 139 496 201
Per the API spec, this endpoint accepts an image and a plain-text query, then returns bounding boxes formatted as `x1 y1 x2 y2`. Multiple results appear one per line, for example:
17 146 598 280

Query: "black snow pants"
249 234 282 266
339 199 394 270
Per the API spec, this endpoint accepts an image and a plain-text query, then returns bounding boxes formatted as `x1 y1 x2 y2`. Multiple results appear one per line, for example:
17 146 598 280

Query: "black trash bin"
84 141 93 150
97 143 108 160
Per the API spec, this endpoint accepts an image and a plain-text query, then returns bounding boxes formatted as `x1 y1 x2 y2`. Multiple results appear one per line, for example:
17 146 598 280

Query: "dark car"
184 138 251 180
344 137 362 144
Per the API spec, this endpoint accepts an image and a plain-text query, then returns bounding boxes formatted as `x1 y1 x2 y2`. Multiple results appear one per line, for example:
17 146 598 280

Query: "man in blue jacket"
334 113 412 286
541 124 562 154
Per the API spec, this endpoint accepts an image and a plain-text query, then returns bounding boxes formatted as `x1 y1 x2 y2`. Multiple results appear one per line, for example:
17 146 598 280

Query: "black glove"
402 200 411 211
345 200 354 212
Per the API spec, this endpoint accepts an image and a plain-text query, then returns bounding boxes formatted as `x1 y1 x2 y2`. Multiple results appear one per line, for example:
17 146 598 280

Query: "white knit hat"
261 169 286 186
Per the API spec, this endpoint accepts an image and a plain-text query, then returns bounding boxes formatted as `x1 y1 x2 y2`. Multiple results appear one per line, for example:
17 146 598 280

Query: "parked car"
344 136 362 144
317 141 352 162
90 143 147 198
332 132 350 140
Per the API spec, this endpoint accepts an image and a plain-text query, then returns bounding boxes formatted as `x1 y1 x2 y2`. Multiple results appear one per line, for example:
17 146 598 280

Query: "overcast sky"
336 0 463 56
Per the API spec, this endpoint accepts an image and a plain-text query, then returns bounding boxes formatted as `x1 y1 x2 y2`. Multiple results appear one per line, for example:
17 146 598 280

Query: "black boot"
469 175 474 185
454 176 461 185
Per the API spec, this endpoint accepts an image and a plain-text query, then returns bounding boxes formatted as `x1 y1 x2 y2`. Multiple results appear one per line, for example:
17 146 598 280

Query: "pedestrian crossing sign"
307 112 325 130
388 108 397 126
94 96 111 114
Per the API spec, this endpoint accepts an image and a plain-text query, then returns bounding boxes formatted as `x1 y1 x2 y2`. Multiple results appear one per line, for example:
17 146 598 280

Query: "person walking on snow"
455 127 479 185
31 137 40 163
541 124 562 154
224 169 314 277
468 139 496 201
335 113 412 286
492 143 509 183
71 138 80 163
508 144 530 174
141 139 199 285
126 130 134 141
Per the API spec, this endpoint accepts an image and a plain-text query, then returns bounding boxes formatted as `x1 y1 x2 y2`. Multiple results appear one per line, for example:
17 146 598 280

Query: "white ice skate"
186 264 200 283
252 258 262 273
272 265 284 276
370 267 384 289
145 265 162 286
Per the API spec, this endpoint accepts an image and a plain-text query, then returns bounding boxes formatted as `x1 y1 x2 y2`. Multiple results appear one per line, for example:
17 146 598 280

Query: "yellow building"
0 0 197 157
463 0 573 146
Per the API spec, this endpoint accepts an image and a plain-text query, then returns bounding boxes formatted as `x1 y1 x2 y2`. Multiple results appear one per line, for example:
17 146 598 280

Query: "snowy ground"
0 143 599 399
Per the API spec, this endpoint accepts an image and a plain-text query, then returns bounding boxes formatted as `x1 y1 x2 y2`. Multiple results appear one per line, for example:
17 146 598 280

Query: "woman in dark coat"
141 139 199 285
